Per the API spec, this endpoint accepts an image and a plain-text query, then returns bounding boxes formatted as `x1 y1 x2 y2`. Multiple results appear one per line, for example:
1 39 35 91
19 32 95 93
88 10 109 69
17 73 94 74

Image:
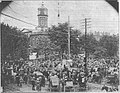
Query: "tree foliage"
1 23 29 62
2 22 118 62
48 22 119 59
78 33 99 55
48 23 81 55
31 35 59 58
99 34 119 58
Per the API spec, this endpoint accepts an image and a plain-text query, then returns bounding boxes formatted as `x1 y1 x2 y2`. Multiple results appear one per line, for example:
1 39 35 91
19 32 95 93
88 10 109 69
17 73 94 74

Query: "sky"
1 0 119 34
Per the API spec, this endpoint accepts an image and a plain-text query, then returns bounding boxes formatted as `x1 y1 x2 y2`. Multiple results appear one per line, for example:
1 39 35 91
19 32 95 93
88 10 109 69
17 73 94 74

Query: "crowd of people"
1 54 119 92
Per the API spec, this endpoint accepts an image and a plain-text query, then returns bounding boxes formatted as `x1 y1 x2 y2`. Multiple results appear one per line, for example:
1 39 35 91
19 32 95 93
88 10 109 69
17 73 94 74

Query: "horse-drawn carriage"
107 75 118 84
77 72 88 91
36 76 42 91
31 71 45 91
49 74 60 92
64 79 75 92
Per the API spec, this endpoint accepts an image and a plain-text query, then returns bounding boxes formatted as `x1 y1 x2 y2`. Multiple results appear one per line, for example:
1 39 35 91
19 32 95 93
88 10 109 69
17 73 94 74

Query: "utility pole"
81 18 91 90
57 1 60 25
85 18 87 77
81 18 91 75
68 16 70 60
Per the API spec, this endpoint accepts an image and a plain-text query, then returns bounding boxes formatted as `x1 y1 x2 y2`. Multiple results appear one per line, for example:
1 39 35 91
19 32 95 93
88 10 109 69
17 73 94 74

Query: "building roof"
38 2 48 10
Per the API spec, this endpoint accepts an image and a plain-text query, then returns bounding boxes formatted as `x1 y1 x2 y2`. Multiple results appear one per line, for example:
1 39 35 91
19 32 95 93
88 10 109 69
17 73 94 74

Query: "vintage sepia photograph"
1 0 119 92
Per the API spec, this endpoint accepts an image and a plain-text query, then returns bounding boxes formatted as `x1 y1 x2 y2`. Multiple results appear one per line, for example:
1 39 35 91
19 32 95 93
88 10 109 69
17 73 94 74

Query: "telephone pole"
81 18 91 74
81 18 91 90
68 16 70 60
85 18 87 77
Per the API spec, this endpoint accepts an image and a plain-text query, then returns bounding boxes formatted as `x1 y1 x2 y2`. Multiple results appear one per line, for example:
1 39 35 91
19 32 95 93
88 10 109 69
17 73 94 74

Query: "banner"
29 52 37 60
66 81 73 87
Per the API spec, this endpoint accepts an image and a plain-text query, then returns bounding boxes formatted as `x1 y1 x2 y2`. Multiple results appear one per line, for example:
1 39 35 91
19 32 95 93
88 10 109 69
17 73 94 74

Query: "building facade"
36 3 48 31
29 3 49 52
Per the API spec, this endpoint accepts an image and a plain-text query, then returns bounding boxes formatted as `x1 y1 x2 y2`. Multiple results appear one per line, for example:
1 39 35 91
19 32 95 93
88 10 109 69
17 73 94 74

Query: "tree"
48 23 68 53
78 33 99 56
30 33 60 60
99 34 119 58
70 29 81 54
1 23 29 63
94 46 107 59
48 23 81 57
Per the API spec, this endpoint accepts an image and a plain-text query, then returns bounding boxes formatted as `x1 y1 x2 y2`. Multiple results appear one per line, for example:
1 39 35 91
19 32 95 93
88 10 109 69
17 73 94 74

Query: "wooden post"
68 16 70 60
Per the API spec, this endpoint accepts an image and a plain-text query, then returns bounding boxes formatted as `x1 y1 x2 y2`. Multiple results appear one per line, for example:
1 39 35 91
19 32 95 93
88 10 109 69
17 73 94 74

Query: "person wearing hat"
36 77 42 91
24 73 28 84
31 76 36 90
19 75 23 87
101 84 109 92
78 72 86 88
15 73 20 86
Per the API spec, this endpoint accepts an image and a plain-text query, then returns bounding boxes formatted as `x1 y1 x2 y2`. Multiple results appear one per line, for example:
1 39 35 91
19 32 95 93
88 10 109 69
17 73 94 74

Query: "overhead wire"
1 12 77 36
1 1 36 26
8 5 28 18
1 13 37 27
12 1 24 7
8 33 26 38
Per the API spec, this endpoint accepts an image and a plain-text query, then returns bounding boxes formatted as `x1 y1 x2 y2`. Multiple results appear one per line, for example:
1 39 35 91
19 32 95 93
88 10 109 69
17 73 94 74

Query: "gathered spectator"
16 74 20 86
31 76 36 90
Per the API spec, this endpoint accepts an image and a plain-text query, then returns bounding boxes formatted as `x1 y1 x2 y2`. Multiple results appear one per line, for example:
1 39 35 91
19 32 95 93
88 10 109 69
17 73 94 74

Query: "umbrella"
34 71 43 75
80 72 85 75
20 58 24 61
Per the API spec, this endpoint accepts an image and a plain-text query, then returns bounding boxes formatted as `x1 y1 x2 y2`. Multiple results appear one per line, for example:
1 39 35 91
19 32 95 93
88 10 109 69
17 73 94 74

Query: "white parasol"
34 71 43 75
